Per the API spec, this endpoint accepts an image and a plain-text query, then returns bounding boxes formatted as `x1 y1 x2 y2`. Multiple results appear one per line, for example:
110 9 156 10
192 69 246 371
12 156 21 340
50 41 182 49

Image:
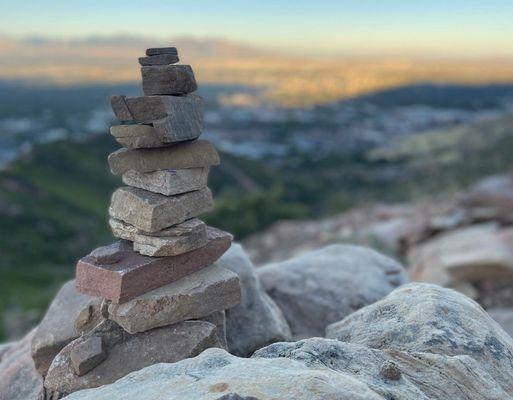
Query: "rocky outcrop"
258 244 408 338
63 335 513 400
63 346 385 400
216 244 291 356
326 282 513 393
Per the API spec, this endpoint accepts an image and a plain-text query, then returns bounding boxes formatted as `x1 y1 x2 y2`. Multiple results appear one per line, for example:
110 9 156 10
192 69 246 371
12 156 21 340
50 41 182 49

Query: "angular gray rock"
109 217 204 240
108 140 218 175
258 244 408 338
0 329 47 400
146 47 177 56
31 281 96 376
216 244 291 356
62 347 383 400
109 187 214 233
74 297 106 336
132 218 207 257
326 283 513 394
106 264 241 333
122 167 209 196
70 337 106 376
44 320 221 394
141 65 197 96
202 311 228 350
110 93 202 125
139 54 179 66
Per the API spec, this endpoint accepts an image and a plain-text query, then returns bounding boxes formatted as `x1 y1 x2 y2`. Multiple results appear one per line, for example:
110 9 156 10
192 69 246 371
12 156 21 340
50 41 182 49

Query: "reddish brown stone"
76 227 232 304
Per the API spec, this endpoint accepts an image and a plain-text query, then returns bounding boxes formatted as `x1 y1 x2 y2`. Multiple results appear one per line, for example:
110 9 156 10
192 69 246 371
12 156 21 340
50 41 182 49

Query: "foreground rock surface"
216 244 291 356
45 320 221 394
258 244 408 338
63 346 383 400
326 282 513 394
31 281 94 376
64 335 513 400
106 265 241 333
76 227 233 303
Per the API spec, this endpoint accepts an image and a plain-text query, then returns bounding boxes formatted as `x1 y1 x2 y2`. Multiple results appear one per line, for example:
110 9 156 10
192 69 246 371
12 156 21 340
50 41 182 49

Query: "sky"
1 0 513 57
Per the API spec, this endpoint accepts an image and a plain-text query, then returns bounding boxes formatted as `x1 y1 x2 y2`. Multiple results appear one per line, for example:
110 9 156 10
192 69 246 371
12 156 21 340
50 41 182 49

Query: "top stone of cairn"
146 47 178 56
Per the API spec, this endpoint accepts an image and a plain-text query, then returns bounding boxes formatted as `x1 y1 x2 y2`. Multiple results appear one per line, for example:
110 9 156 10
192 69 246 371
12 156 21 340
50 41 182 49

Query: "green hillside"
1 113 513 339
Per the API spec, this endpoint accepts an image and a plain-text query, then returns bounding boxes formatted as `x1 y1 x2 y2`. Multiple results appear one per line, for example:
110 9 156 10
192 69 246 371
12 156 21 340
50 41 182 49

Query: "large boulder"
409 223 513 290
44 319 222 395
31 281 97 376
326 283 513 393
255 338 510 400
216 244 291 356
257 244 408 338
64 337 512 400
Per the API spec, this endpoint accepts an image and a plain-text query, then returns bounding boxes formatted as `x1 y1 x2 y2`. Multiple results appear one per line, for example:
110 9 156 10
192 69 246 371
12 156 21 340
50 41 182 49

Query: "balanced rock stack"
32 47 242 396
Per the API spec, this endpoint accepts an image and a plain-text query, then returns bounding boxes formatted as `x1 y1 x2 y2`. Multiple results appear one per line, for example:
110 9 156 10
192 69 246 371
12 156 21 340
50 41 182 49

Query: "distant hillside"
2 35 513 106
1 111 513 339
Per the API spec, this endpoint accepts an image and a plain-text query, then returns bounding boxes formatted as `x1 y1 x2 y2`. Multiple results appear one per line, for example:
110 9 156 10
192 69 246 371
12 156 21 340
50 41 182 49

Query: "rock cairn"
31 47 242 396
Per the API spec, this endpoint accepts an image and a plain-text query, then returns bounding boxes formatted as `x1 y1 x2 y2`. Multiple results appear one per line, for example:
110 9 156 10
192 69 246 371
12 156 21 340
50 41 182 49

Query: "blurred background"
1 0 513 340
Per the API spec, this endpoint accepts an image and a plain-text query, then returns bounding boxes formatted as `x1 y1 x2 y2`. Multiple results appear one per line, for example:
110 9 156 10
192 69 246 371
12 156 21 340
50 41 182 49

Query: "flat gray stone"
110 95 203 138
110 124 164 149
70 337 106 376
44 319 222 394
31 281 95 376
216 244 291 356
141 65 197 96
139 54 180 66
89 241 132 265
122 167 209 196
108 187 214 233
258 244 408 338
108 140 219 175
110 217 206 243
111 114 202 147
133 220 207 257
107 264 241 334
146 47 178 56
109 218 207 257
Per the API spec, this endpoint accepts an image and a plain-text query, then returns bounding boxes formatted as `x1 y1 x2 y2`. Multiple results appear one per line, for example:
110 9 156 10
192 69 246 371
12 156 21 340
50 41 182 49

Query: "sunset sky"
1 0 513 57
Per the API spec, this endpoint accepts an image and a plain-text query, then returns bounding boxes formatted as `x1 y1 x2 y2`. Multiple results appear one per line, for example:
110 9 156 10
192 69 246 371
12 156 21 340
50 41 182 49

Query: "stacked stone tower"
76 46 234 303
33 47 242 395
